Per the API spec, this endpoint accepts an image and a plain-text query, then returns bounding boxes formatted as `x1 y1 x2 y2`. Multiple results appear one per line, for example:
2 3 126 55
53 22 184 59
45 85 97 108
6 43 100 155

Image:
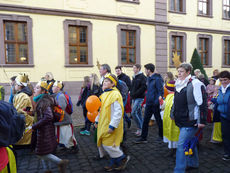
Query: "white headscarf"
175 75 191 93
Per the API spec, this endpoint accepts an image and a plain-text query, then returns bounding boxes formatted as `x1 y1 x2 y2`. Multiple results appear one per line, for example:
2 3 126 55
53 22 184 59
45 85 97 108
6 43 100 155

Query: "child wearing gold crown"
13 73 34 145
52 81 78 152
95 74 130 171
32 80 69 173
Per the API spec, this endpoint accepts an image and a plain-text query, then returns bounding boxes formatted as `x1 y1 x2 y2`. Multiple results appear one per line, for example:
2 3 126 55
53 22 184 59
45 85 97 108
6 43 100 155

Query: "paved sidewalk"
16 122 230 173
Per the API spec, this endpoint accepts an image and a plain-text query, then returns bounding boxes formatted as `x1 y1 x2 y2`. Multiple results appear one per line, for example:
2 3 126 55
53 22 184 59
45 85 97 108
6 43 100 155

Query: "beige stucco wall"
167 29 230 77
0 11 155 83
168 0 230 31
0 0 155 21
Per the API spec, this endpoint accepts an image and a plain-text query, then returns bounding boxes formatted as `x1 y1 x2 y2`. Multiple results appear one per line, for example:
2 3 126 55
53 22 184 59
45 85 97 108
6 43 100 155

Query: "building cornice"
0 3 168 26
168 25 230 35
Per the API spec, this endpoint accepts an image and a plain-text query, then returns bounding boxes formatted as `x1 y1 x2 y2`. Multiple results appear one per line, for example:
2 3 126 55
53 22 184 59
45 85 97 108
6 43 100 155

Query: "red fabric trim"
0 148 8 171
57 126 60 143
125 93 132 113
70 124 77 146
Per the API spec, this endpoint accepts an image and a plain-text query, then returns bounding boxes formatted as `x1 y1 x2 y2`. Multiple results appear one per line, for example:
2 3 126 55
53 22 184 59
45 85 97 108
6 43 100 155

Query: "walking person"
95 74 130 171
9 76 17 104
115 66 131 90
45 72 55 94
171 63 207 173
115 66 132 128
99 64 111 85
32 80 69 173
130 64 147 136
77 74 102 135
52 81 77 152
162 81 179 157
135 63 164 143
211 71 230 160
13 73 34 145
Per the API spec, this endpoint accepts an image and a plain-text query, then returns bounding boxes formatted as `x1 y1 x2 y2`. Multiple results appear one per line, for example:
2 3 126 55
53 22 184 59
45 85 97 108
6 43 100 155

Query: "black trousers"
141 104 163 140
83 106 92 131
220 116 230 156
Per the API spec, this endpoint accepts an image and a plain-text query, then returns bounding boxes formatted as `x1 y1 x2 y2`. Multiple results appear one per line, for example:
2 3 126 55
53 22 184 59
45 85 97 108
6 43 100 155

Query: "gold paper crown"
15 73 29 86
38 80 48 90
54 81 63 89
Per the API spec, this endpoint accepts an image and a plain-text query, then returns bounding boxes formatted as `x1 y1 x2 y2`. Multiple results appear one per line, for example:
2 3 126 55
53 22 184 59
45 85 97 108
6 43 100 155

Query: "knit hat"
15 73 29 86
165 80 175 92
53 81 63 89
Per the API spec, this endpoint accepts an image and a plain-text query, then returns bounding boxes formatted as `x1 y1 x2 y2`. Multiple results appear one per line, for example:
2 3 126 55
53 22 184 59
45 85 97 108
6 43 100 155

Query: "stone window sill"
116 0 140 4
65 64 94 68
0 64 34 67
119 64 135 67
197 14 213 18
222 17 230 21
222 65 230 68
203 65 212 68
168 10 186 15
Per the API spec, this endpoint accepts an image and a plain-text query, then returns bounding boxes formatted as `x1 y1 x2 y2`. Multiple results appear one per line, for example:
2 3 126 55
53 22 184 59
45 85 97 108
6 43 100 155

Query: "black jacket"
117 73 131 91
130 72 147 99
18 86 33 97
77 84 102 107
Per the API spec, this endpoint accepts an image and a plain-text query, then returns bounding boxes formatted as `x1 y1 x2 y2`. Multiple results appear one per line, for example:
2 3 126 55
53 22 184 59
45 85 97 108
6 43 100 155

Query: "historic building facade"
0 0 229 94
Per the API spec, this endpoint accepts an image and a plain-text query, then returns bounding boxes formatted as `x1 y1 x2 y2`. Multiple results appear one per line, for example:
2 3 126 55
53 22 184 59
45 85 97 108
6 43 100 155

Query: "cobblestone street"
16 120 230 173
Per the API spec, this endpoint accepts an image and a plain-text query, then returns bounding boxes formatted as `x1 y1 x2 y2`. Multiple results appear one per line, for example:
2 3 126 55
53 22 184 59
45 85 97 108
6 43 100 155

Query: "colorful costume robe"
13 93 33 145
163 93 180 148
97 87 124 148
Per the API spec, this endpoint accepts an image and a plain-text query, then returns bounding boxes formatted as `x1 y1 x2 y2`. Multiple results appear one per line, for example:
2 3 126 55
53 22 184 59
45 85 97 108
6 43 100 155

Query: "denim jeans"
174 127 199 173
37 154 61 170
131 98 144 129
141 104 163 140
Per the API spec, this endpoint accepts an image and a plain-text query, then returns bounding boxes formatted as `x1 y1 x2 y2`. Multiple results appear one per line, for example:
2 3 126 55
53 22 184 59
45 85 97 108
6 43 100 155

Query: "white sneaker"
135 129 142 137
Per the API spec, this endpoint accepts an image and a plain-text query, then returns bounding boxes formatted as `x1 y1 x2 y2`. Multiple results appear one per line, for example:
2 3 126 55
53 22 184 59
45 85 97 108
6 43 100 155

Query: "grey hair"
194 69 201 74
101 64 111 73
178 63 193 72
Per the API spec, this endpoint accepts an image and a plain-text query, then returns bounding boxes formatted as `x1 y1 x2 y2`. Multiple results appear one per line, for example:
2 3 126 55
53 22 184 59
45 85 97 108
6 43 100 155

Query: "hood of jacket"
18 86 33 96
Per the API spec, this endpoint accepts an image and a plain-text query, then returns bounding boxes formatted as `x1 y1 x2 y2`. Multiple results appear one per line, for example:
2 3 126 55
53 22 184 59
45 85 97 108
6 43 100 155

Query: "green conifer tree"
190 48 208 79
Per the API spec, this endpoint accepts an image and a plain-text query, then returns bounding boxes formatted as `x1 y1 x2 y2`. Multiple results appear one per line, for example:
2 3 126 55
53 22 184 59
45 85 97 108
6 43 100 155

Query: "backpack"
117 80 129 101
53 105 65 122
0 101 25 146
57 92 73 114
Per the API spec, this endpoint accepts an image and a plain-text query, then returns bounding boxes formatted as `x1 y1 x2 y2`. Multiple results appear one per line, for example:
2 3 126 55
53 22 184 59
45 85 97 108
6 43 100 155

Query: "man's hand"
108 128 114 134
197 124 205 128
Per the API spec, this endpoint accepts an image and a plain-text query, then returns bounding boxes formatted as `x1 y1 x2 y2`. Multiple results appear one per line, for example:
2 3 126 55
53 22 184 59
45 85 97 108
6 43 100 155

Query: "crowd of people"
0 63 230 173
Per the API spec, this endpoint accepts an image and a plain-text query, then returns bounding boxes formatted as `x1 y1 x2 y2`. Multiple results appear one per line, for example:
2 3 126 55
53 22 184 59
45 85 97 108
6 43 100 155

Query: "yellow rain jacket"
97 87 124 147
163 93 180 142
13 92 34 145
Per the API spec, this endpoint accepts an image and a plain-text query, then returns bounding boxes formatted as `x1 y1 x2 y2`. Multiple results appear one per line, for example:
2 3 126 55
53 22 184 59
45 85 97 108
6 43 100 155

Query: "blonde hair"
82 76 90 88
90 73 100 89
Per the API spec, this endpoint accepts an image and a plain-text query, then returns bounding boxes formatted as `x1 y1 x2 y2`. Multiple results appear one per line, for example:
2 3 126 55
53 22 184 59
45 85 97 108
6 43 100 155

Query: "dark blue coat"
146 73 164 106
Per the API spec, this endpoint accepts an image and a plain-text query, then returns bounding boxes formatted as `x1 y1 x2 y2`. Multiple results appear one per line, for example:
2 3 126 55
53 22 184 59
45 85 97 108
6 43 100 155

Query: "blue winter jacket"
217 86 230 120
146 73 164 106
